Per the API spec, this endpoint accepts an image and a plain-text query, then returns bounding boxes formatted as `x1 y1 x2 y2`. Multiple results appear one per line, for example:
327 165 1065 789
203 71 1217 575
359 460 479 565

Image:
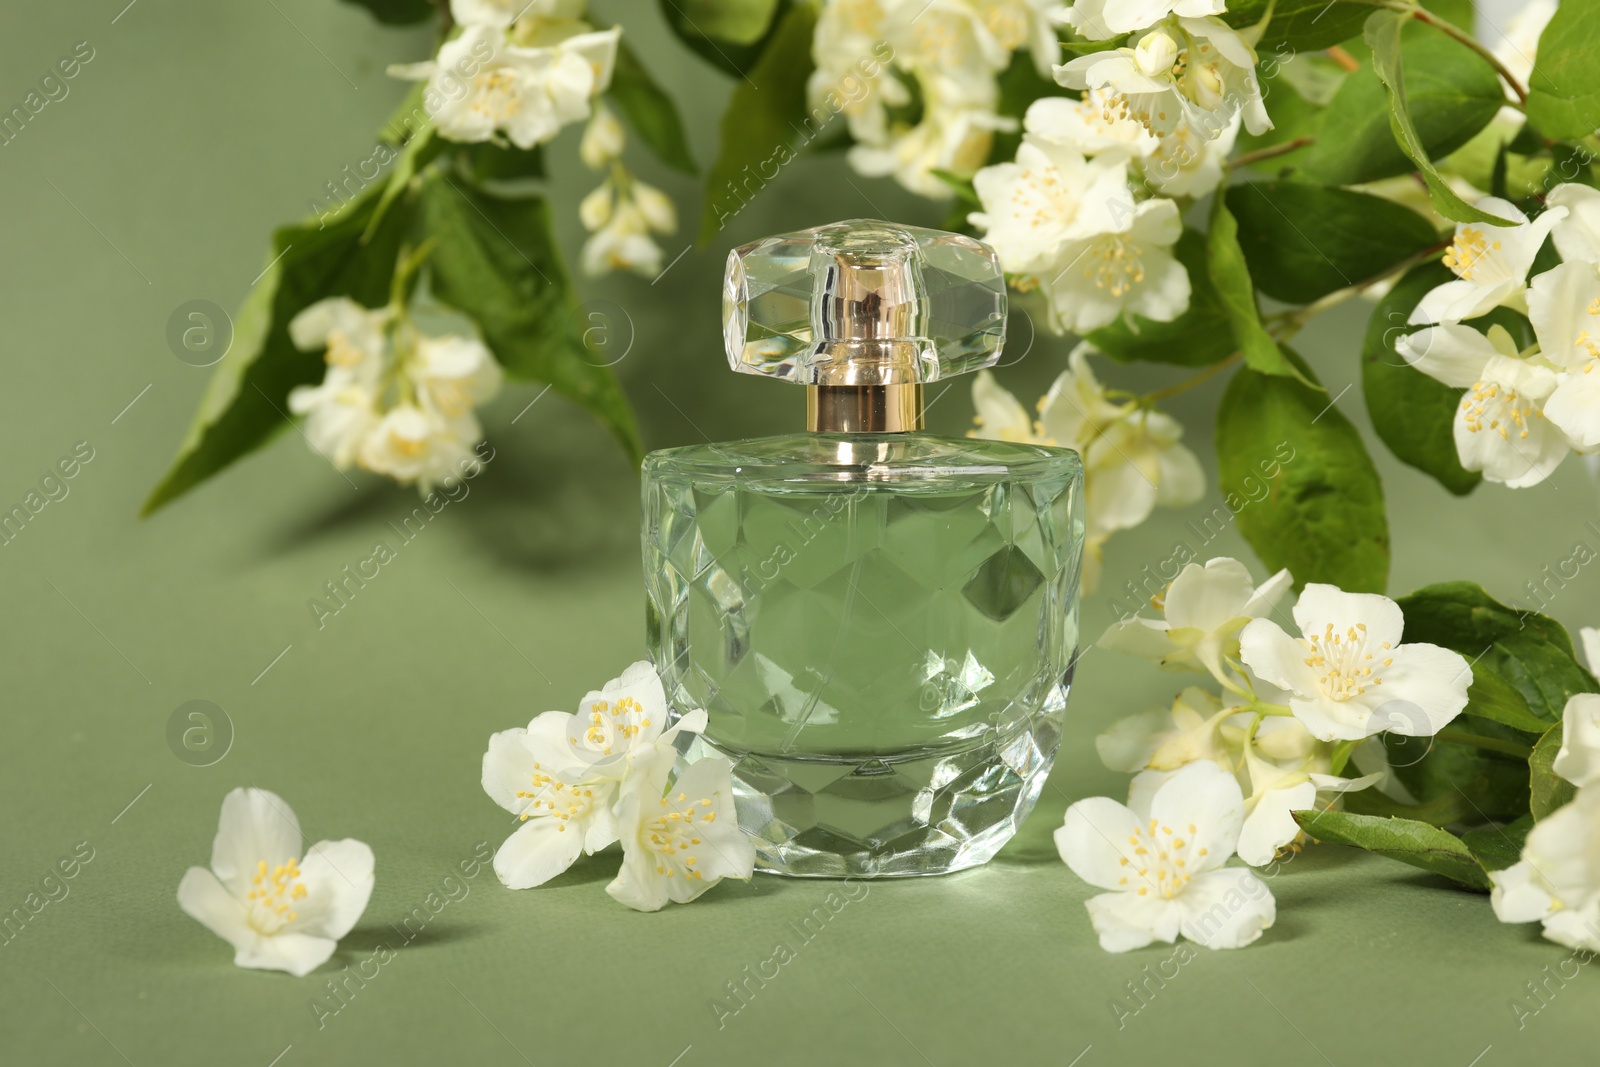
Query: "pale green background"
0 2 1594 1065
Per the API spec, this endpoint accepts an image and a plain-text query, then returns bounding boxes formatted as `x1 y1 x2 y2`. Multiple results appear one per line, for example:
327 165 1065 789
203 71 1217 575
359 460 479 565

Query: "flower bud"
631 181 678 234
579 105 625 170
1134 29 1179 77
579 182 614 232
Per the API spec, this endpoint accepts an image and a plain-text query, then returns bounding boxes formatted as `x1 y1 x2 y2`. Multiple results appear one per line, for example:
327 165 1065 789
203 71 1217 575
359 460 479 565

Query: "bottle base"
694 718 1062 878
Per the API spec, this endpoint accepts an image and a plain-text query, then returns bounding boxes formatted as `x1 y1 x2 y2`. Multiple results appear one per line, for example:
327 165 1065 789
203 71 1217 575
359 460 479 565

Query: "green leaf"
1360 262 1481 496
1360 10 1515 226
609 41 698 175
1526 0 1600 140
1302 16 1504 189
1461 814 1533 873
143 187 412 515
1530 723 1578 820
1207 196 1311 384
698 2 816 244
338 0 435 25
1464 663 1559 735
1292 810 1490 889
1215 358 1390 592
1225 181 1439 304
453 141 544 184
659 0 784 77
1395 581 1599 725
417 176 641 462
1550 141 1600 190
1225 0 1371 52
1087 230 1236 367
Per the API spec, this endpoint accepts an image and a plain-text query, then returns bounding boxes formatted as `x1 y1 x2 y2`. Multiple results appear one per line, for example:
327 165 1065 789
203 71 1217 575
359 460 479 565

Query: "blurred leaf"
1550 141 1600 189
1224 0 1369 51
455 141 546 183
1303 17 1503 189
1360 262 1481 495
1530 723 1578 820
1292 810 1489 889
1207 196 1311 383
144 188 412 514
339 0 435 25
1087 230 1236 367
698 3 816 244
418 177 641 462
609 41 698 175
660 0 785 77
1526 0 1600 140
1225 181 1438 304
1216 358 1390 592
1360 10 1515 225
1461 814 1532 872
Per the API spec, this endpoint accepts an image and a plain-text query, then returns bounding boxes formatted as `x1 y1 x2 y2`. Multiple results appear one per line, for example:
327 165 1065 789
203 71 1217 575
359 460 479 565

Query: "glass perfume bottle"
642 220 1085 878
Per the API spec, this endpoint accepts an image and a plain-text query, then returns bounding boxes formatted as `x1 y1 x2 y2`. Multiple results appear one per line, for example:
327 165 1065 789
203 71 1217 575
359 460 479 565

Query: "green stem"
1406 5 1529 106
1138 354 1241 405
1435 727 1533 760
1230 137 1316 170
1268 237 1451 342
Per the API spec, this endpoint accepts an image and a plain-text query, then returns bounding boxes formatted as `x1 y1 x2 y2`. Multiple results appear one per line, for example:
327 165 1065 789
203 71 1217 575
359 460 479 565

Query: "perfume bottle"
642 220 1085 878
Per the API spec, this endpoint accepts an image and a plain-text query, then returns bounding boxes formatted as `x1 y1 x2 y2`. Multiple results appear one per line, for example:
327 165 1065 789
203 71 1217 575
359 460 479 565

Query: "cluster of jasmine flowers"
1059 557 1474 951
287 293 503 496
391 0 620 153
967 346 1202 591
480 662 755 912
1397 185 1600 489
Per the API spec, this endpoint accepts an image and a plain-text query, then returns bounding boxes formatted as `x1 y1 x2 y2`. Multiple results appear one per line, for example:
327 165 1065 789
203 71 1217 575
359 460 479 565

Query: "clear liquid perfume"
642 220 1085 878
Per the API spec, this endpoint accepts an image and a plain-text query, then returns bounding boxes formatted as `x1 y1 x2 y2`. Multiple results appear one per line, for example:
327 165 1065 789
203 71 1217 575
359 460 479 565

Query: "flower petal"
234 932 340 977
1163 557 1255 631
176 867 252 953
212 788 302 899
482 728 539 815
1096 709 1173 773
1369 642 1471 736
1148 761 1245 869
1489 860 1558 924
1555 693 1600 789
1239 618 1319 697
295 839 375 942
1177 868 1276 948
1289 693 1372 742
1237 782 1315 867
1055 796 1144 890
1083 889 1179 952
493 816 584 890
1292 584 1404 648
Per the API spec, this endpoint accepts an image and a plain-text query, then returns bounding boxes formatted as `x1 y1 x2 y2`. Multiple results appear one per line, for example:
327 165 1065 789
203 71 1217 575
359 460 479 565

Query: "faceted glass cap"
723 219 1007 387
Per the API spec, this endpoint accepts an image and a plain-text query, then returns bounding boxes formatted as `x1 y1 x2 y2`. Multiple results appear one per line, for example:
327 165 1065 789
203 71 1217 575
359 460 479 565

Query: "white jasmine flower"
357 404 478 493
1025 90 1160 159
967 351 1203 591
809 0 909 149
1490 785 1600 953
288 297 389 470
1555 692 1600 790
970 0 1071 75
1234 739 1379 867
1548 184 1600 266
1397 322 1568 487
970 140 1190 331
1408 197 1565 324
177 788 374 977
1057 17 1271 140
1056 761 1275 952
581 188 675 278
393 24 619 150
1491 0 1556 107
481 662 707 889
849 98 1007 199
1101 557 1293 679
606 745 754 912
1239 584 1472 743
1097 686 1236 773
1060 0 1225 41
1528 260 1600 449
450 0 520 27
409 333 504 422
1144 111 1238 198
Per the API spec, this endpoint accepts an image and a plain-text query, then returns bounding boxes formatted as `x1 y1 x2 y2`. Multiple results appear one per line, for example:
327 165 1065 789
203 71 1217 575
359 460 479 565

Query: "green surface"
1 3 1597 1065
